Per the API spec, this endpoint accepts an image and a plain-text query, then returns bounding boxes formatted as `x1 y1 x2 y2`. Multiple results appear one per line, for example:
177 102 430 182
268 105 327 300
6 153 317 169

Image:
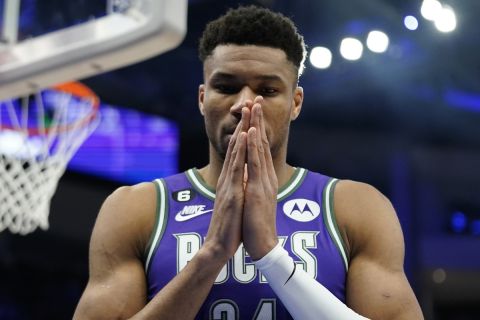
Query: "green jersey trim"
144 181 161 261
322 178 349 271
186 167 307 201
145 178 169 273
186 168 216 200
277 168 307 201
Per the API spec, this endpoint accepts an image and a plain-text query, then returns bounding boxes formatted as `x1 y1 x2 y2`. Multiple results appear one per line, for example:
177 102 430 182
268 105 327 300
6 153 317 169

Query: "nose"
230 86 256 117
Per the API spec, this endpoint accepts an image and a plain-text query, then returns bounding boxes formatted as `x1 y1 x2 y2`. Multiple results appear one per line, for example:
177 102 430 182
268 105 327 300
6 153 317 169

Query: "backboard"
0 0 187 234
0 0 188 100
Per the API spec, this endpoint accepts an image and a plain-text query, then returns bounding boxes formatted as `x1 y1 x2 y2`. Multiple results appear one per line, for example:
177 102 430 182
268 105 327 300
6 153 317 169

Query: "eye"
214 84 239 94
260 87 278 96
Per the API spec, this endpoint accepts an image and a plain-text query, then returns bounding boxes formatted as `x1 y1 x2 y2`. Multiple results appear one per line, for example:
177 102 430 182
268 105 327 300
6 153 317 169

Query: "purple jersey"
144 167 349 319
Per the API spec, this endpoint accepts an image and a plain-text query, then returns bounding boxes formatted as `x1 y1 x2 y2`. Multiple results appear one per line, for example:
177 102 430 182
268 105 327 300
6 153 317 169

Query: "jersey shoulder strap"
322 177 349 271
144 171 191 272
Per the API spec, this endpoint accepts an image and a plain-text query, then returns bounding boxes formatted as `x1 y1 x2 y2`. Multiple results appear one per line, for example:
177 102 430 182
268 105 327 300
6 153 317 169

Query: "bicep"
74 184 155 319
347 255 423 320
74 258 147 319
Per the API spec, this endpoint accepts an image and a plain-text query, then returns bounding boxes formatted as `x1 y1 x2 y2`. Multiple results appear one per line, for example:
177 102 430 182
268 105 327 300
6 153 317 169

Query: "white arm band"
255 243 369 320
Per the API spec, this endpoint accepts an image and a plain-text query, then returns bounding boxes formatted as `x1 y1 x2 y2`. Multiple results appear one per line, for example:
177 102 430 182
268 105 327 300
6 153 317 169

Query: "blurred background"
0 0 479 319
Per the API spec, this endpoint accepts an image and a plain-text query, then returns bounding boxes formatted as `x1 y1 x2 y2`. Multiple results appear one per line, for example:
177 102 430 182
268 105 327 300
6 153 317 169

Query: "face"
199 45 304 160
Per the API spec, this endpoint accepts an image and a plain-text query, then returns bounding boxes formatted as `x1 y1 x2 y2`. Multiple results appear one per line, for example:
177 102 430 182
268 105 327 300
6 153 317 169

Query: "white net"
0 83 99 234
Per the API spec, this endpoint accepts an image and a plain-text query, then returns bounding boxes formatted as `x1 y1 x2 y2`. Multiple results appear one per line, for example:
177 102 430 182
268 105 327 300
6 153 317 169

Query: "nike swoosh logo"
175 209 213 222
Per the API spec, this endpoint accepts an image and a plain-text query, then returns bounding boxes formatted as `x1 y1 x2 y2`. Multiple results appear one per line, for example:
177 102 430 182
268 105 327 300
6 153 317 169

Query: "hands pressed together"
204 96 279 262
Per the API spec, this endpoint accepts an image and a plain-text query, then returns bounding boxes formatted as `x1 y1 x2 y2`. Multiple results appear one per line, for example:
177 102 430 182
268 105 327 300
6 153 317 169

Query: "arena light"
472 220 480 236
404 15 419 30
432 268 447 284
339 38 363 61
0 131 22 155
450 211 467 233
366 30 389 53
434 5 457 33
420 0 442 21
309 46 332 69
0 130 41 157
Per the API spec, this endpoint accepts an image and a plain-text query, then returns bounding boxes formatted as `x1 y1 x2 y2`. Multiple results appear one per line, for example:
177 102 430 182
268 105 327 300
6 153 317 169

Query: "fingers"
222 95 271 188
218 117 240 181
250 99 276 186
256 101 269 156
230 131 247 183
249 106 267 182
249 96 266 151
219 107 249 183
258 104 274 166
253 96 263 105
247 127 262 184
241 107 251 134
243 163 248 189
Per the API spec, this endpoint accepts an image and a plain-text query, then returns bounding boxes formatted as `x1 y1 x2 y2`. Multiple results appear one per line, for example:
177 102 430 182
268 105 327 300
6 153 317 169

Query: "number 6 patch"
172 188 195 202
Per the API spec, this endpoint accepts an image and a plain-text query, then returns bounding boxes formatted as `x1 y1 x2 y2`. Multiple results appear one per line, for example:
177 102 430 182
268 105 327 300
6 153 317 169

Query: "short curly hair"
199 5 307 77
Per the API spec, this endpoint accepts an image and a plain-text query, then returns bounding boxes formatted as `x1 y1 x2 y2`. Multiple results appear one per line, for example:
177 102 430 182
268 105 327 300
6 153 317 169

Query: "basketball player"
74 6 424 319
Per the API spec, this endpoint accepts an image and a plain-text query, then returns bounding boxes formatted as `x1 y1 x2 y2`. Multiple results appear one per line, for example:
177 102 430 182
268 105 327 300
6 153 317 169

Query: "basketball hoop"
0 82 100 235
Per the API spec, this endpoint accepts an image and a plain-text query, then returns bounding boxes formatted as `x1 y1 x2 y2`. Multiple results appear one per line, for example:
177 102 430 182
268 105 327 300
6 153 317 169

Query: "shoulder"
333 179 393 218
103 182 157 220
106 181 156 206
92 182 157 258
333 180 404 266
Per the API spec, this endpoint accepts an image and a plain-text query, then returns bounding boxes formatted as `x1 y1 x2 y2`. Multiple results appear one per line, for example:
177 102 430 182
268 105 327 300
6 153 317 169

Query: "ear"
290 86 304 121
198 84 205 116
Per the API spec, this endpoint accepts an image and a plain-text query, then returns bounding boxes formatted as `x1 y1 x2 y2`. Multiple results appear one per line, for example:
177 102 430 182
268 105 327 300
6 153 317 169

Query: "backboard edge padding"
0 0 187 100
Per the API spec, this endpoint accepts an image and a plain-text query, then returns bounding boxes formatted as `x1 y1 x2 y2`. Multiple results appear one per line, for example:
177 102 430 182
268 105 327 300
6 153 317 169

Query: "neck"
197 143 295 190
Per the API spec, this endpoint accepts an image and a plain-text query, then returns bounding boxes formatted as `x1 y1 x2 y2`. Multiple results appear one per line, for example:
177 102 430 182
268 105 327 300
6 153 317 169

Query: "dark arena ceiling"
10 0 480 150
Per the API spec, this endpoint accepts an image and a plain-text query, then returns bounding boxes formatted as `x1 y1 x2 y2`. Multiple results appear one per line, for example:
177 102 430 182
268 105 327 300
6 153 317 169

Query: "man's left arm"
334 180 424 320
243 99 364 319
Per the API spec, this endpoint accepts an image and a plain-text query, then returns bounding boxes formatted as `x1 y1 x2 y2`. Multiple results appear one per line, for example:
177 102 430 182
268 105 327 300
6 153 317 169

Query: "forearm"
131 247 227 320
255 243 369 320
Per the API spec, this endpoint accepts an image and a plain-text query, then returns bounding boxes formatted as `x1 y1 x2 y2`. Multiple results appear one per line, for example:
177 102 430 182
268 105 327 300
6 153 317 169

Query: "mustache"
222 123 240 135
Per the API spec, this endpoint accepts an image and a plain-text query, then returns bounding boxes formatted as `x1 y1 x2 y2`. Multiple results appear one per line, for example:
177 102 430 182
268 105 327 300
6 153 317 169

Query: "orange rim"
1 81 99 135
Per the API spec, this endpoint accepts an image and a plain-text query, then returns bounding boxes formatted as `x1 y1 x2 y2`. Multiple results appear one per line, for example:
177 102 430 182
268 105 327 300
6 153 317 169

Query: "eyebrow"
209 72 237 81
253 75 284 83
210 72 285 84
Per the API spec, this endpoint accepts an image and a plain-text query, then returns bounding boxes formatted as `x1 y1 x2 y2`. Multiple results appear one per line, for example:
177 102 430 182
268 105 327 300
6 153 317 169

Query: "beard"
204 120 229 161
208 128 288 164
213 134 229 160
204 115 290 163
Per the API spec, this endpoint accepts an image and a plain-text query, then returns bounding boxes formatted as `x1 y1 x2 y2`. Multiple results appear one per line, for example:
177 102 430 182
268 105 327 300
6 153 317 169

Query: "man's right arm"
73 182 230 320
73 183 152 319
